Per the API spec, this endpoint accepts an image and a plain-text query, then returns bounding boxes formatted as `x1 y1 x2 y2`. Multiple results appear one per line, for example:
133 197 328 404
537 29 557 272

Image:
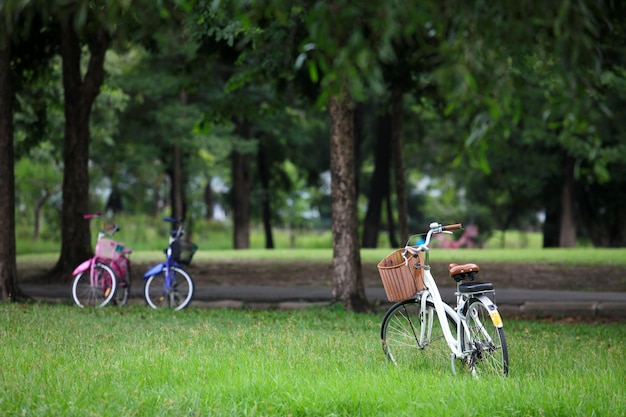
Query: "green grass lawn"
17 246 626 268
16 215 626 269
1 304 624 416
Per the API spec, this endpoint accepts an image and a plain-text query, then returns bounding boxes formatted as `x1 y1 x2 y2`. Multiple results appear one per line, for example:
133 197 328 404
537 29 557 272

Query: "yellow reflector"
490 311 503 328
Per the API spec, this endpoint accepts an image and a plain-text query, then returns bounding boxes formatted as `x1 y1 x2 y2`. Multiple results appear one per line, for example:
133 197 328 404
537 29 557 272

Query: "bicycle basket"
95 239 125 261
171 240 198 265
377 248 425 302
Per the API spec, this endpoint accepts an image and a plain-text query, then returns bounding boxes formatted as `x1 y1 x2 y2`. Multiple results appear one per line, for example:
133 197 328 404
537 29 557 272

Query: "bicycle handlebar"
163 217 186 241
403 222 463 258
163 217 182 223
84 212 122 237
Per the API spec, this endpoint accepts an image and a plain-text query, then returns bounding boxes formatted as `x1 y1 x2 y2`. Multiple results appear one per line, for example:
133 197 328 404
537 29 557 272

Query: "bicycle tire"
381 298 458 372
113 262 131 306
144 266 194 310
462 298 509 376
71 262 117 308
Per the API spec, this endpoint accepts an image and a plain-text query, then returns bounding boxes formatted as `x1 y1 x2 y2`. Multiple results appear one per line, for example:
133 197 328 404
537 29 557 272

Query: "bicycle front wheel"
463 299 509 376
144 266 194 310
381 298 457 372
71 263 117 308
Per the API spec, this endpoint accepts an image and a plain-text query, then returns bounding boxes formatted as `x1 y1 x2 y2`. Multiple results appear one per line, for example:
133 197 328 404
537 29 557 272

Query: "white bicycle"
379 222 509 376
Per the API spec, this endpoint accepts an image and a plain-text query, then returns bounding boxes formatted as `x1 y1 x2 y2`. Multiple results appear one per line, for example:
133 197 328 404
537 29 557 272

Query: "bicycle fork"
163 265 180 307
89 260 111 297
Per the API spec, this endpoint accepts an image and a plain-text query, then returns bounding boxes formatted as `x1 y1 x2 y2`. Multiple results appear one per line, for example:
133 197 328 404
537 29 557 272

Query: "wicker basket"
95 239 125 261
377 248 425 302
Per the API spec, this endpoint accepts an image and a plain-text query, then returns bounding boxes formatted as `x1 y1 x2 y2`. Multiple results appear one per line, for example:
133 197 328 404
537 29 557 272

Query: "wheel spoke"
71 263 117 308
381 299 457 373
144 267 194 310
464 300 509 376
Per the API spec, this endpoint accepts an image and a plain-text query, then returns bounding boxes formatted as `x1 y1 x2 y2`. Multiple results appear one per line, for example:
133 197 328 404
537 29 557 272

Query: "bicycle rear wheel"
463 299 509 376
113 264 131 306
144 266 194 310
71 263 117 308
381 298 457 372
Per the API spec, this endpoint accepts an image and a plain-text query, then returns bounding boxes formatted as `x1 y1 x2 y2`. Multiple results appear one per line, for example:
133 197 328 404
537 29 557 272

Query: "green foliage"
14 157 62 239
8 0 626 252
0 304 624 416
13 52 64 159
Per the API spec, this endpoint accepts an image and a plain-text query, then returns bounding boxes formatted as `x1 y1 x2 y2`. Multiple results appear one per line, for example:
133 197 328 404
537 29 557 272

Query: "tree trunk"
170 144 185 220
152 173 165 217
541 174 561 248
33 190 51 239
258 140 274 249
204 179 214 220
232 120 253 249
385 190 399 248
105 188 123 214
579 180 626 247
391 87 409 243
328 93 368 312
542 208 560 248
353 103 364 202
51 17 110 281
170 89 188 221
362 112 392 248
0 30 24 301
559 157 577 248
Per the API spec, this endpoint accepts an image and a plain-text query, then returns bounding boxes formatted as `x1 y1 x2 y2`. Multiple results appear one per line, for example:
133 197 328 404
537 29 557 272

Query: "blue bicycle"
143 217 197 310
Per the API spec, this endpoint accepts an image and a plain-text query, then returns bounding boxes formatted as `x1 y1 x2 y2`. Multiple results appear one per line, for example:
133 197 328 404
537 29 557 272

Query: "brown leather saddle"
448 262 494 292
448 262 480 282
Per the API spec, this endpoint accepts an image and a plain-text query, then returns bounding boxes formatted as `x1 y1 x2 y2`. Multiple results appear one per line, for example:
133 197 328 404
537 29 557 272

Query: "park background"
2 1 626 311
1 2 626 415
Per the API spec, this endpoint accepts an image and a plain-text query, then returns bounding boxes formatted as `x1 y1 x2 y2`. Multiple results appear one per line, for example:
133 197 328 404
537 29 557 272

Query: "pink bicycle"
70 213 132 307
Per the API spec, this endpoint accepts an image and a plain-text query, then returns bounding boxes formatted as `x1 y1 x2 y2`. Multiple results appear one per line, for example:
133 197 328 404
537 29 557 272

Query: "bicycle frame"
407 223 504 369
74 238 129 283
419 268 463 353
142 249 184 290
72 257 108 291
142 218 185 293
141 217 195 310
72 245 130 285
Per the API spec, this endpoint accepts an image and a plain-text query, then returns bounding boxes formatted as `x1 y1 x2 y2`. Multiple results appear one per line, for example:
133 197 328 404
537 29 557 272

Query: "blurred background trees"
3 0 626 304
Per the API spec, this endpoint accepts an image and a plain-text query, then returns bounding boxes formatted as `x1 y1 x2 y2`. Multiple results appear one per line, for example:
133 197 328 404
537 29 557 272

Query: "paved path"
20 283 626 319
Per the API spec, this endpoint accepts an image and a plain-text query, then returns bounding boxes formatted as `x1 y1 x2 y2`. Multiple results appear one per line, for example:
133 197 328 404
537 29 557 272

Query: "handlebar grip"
443 223 463 231
83 212 102 219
